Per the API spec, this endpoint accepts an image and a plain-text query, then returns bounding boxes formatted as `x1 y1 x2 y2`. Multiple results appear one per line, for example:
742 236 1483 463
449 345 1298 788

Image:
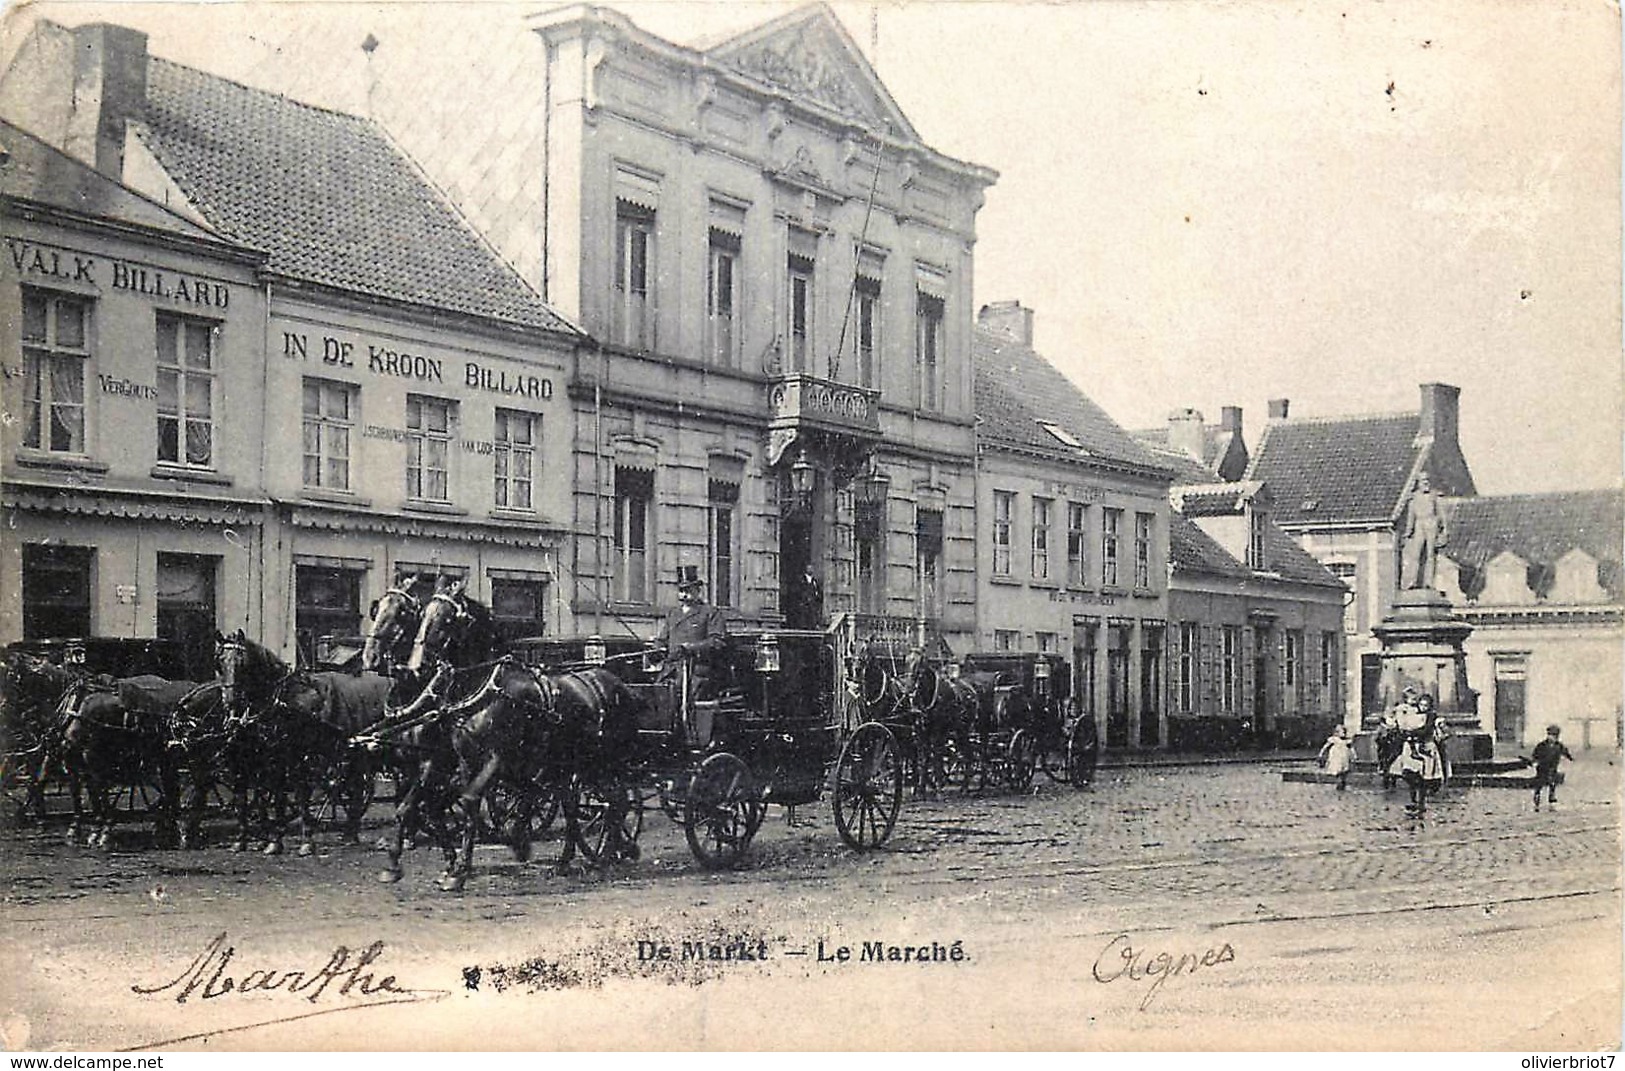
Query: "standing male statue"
1400 472 1447 590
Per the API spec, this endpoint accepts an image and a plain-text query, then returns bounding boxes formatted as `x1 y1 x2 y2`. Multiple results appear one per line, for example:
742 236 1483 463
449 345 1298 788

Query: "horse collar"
387 588 423 612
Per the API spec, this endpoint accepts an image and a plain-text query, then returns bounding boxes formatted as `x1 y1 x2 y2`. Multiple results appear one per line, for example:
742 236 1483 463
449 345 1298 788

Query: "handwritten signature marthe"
132 931 408 1005
1092 933 1236 1010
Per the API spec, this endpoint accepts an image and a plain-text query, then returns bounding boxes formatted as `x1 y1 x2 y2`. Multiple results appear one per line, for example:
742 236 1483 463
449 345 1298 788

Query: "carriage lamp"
1034 656 1052 700
756 633 781 674
946 661 962 680
585 635 607 666
790 452 816 503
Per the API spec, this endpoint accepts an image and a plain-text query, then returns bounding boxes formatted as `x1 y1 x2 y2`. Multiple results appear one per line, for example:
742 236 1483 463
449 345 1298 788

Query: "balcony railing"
766 373 882 439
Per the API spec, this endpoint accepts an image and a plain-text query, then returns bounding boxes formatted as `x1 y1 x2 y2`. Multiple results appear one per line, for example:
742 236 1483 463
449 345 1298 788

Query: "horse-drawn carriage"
955 651 1095 789
510 629 906 871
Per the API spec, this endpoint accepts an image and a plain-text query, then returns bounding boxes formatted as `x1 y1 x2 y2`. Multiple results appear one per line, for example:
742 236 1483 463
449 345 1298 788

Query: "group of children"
1317 703 1573 810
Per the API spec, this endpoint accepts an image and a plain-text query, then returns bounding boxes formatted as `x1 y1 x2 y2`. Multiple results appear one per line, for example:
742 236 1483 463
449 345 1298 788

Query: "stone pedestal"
1357 588 1499 772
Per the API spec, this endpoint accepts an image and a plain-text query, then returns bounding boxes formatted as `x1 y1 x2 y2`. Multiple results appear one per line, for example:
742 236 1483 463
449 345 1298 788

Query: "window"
614 205 655 349
915 292 944 410
788 251 815 371
708 480 739 607
405 396 453 501
1248 510 1268 570
1039 421 1082 448
494 409 537 510
294 566 361 666
1031 497 1052 580
1285 629 1303 707
20 288 88 454
21 544 92 639
1067 502 1088 587
1101 508 1122 587
707 230 739 367
301 379 354 490
856 275 881 388
490 577 547 642
1036 631 1058 654
1320 631 1337 694
1328 561 1360 635
994 629 1019 652
1178 622 1199 713
1220 626 1241 714
156 312 214 467
916 507 944 618
613 467 653 603
992 491 1014 576
1134 512 1154 589
156 553 218 658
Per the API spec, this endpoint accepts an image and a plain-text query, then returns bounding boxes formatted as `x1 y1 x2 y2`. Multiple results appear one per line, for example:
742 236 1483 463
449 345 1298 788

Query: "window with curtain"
614 204 655 350
707 230 739 368
406 395 454 501
788 251 815 372
494 408 537 510
1134 511 1154 589
856 275 881 388
916 507 944 618
1067 502 1089 587
301 378 354 490
992 491 1014 576
613 467 654 603
708 479 739 607
1031 497 1052 580
20 288 88 455
156 312 215 467
915 292 944 410
1101 508 1122 586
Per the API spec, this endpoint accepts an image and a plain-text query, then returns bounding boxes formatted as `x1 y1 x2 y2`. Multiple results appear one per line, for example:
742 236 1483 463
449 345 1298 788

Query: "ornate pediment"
707 5 920 140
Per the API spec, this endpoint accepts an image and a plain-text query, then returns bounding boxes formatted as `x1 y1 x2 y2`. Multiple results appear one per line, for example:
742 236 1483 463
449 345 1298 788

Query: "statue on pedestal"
1400 472 1447 590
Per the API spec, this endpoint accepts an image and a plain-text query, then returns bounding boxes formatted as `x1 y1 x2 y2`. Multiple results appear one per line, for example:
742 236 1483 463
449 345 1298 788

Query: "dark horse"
208 631 386 855
846 643 973 796
362 585 423 678
367 662 642 892
1 653 86 827
57 672 189 848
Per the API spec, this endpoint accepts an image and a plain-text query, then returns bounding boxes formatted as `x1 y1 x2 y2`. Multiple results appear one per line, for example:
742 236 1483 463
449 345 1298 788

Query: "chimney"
68 24 147 179
1418 382 1460 446
978 300 1034 346
1220 406 1243 435
1167 407 1206 463
1268 398 1290 420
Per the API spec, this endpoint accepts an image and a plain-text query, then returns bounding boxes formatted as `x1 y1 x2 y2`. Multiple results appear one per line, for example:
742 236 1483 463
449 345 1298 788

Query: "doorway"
1493 656 1528 744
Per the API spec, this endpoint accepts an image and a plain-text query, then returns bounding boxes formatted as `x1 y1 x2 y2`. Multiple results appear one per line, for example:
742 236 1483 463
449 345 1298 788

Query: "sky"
4 0 1620 495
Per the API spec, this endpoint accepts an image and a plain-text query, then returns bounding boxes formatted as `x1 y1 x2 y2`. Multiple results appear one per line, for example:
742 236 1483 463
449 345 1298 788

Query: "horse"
209 631 388 856
900 648 978 793
56 673 189 848
409 591 502 677
845 643 974 796
366 661 642 892
1 653 88 829
362 585 423 678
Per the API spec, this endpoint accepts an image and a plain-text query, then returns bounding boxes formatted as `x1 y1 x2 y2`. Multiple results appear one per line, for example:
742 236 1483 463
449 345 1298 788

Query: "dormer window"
1247 508 1268 570
1038 421 1082 449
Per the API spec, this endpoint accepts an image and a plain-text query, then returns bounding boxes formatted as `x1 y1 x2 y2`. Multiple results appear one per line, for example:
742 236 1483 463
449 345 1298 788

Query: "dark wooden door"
1495 678 1526 744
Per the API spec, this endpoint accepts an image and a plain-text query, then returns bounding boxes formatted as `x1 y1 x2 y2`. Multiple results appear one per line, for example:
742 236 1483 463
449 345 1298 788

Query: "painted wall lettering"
273 320 552 396
98 373 158 400
110 261 229 308
7 239 94 283
464 362 552 399
368 345 443 383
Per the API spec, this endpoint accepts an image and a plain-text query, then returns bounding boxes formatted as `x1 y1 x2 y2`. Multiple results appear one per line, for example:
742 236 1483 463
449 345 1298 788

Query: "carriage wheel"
833 723 902 851
575 778 643 864
1007 729 1038 792
683 752 762 871
1038 725 1071 784
482 779 560 859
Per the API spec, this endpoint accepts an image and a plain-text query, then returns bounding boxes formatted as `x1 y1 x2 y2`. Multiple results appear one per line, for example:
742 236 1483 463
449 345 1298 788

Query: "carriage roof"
3 637 206 681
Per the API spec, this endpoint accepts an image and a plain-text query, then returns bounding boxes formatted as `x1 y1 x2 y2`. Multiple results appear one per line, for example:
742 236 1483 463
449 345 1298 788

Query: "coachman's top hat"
676 565 705 591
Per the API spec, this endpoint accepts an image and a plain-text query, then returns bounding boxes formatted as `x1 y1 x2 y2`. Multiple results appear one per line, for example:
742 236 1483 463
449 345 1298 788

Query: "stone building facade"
528 5 997 644
2 23 583 663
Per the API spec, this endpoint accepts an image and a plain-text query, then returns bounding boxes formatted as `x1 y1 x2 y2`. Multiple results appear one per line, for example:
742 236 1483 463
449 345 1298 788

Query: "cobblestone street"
2 754 1619 1051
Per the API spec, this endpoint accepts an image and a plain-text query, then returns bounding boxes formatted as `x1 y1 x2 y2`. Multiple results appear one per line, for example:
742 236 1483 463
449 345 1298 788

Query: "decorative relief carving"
763 102 787 141
730 35 865 118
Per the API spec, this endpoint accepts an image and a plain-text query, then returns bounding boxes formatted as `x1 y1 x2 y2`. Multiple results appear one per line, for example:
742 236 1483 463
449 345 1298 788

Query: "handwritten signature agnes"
1092 933 1236 1010
132 932 407 1005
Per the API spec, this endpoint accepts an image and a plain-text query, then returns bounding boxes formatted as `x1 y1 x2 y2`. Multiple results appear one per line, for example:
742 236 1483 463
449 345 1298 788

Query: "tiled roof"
1138 440 1218 484
1172 481 1267 518
138 56 574 334
0 118 228 245
1443 489 1623 572
973 327 1171 477
1247 413 1423 526
1169 508 1344 590
1169 512 1250 580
